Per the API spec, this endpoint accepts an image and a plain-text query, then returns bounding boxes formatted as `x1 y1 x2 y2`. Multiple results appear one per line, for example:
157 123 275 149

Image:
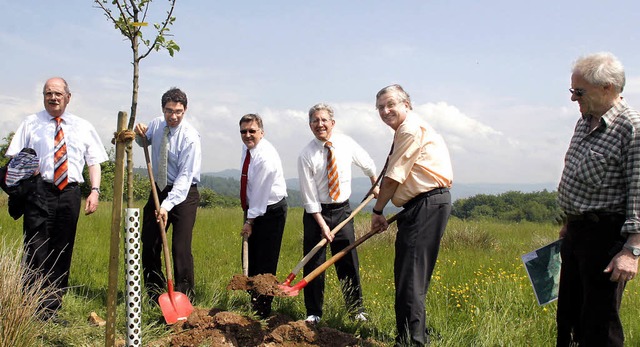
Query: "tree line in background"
452 190 561 223
1 132 560 222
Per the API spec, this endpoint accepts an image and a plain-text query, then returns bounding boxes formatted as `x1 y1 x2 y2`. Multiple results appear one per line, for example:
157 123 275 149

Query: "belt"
566 212 624 223
158 183 198 191
403 187 450 209
321 200 350 210
43 181 78 191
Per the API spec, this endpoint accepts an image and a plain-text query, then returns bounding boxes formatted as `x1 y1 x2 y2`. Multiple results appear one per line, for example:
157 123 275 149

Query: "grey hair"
572 52 626 93
239 113 264 129
308 103 334 122
376 84 413 110
43 77 71 94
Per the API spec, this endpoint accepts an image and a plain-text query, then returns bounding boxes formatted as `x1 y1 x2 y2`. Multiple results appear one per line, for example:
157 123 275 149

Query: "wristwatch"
91 187 101 195
623 243 640 258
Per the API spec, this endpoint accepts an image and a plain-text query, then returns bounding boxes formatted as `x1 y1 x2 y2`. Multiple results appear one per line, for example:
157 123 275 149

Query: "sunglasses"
240 129 258 134
569 88 586 97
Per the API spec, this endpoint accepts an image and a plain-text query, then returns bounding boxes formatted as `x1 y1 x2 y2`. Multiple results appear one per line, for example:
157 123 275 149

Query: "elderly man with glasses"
134 87 202 303
557 52 640 347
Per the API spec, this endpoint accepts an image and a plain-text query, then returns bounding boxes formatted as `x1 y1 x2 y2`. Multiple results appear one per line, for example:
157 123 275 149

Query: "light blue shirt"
137 116 201 211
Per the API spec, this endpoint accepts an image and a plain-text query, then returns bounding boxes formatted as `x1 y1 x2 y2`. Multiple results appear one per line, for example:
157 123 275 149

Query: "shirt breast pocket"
575 149 607 189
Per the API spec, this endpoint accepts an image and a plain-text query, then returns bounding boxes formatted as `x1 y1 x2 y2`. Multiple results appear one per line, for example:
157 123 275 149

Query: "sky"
2 1 640 185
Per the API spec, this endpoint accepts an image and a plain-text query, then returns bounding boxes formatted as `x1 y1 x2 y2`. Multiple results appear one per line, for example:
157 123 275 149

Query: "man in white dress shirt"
297 103 378 324
134 87 201 301
239 113 288 318
6 77 108 321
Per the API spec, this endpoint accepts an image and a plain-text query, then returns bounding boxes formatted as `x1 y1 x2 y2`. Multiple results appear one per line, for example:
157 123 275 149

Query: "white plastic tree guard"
125 208 142 346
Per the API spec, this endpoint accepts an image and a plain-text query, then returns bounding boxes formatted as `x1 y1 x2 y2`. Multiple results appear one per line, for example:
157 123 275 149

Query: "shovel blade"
278 279 306 297
158 291 194 324
278 285 299 297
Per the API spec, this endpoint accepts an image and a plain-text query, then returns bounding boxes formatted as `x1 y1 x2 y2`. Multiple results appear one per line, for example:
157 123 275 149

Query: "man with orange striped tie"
6 77 108 323
297 103 378 325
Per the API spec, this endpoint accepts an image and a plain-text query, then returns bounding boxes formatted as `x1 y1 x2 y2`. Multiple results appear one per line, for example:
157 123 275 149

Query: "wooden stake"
105 112 128 347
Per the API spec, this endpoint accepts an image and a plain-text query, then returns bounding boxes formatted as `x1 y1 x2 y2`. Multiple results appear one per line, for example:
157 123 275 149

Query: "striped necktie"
53 117 68 190
325 141 340 201
157 126 170 190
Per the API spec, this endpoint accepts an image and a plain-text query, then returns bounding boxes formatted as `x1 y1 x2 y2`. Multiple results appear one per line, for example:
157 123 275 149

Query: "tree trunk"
126 32 141 208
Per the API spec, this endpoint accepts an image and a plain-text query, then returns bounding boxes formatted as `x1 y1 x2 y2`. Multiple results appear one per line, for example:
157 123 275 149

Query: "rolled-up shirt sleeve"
298 153 322 214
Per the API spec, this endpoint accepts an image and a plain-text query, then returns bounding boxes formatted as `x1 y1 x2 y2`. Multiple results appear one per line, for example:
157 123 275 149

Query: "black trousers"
395 190 451 346
23 182 81 314
556 214 626 347
142 184 199 300
246 198 287 317
303 201 364 317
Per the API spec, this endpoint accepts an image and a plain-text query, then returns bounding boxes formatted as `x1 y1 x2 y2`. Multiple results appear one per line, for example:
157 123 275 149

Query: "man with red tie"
239 113 288 318
298 103 378 324
6 77 108 322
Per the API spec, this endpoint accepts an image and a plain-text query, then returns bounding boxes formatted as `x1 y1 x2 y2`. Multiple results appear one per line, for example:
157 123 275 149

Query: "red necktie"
325 141 340 201
53 117 68 190
240 149 251 211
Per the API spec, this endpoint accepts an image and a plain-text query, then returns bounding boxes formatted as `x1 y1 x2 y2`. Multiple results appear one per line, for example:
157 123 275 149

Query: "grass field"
1 201 639 346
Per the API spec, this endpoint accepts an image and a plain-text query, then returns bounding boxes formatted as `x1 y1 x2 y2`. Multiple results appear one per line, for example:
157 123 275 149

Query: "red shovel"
281 194 374 286
279 213 399 296
142 137 194 324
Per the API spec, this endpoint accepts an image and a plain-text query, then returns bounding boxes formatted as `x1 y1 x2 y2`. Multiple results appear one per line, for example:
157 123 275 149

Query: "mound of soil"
227 273 288 297
154 308 384 347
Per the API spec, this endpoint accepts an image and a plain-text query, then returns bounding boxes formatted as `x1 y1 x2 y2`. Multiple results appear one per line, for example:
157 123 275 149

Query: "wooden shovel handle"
242 234 249 276
142 137 174 286
289 194 374 278
300 213 399 285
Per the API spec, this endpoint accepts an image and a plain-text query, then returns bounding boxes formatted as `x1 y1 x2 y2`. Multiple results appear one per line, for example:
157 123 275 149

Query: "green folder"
521 239 562 305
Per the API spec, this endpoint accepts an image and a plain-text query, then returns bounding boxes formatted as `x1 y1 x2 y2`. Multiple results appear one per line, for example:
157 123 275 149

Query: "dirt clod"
227 273 287 297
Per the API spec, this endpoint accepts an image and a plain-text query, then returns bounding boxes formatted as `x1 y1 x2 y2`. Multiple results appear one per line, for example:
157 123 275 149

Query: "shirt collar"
313 137 332 148
581 97 627 127
601 97 628 126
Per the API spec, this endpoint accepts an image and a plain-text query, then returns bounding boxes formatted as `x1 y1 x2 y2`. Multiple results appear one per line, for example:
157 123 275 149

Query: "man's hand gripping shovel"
280 194 374 286
279 212 399 296
142 137 194 324
280 171 385 287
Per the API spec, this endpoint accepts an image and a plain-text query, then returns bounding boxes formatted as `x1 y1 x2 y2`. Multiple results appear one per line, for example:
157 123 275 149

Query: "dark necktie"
240 149 251 211
325 141 340 202
53 117 68 190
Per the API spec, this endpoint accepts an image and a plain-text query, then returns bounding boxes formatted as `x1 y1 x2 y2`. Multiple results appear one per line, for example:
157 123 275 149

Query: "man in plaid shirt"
557 52 640 347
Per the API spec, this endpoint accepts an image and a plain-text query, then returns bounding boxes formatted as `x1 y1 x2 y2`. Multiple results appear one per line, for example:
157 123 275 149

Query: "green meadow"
1 201 639 346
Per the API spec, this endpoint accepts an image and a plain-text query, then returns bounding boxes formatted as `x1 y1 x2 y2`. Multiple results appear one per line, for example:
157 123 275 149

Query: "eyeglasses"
163 108 185 116
310 118 333 125
44 91 68 98
376 100 403 112
569 88 586 97
240 129 259 135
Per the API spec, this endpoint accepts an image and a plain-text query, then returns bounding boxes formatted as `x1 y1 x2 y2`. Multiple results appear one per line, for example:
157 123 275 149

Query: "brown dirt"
226 273 288 297
153 308 385 347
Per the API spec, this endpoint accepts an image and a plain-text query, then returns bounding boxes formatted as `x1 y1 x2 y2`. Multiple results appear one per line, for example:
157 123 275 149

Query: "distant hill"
201 170 557 213
204 169 240 179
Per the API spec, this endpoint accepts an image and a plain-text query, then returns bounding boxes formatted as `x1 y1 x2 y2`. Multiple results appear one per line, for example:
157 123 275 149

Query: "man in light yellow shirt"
371 84 453 347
